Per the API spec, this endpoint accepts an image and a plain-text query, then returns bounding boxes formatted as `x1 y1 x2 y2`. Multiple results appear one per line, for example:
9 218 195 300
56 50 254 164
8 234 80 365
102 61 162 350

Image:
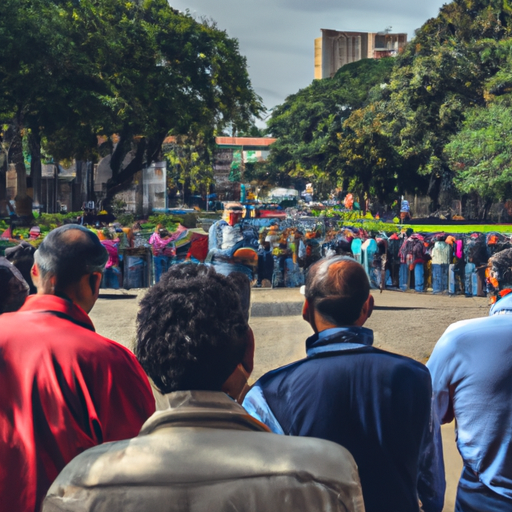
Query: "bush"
116 213 135 227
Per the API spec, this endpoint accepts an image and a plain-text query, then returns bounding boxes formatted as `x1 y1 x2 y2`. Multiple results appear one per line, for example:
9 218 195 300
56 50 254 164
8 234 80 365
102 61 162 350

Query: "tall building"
314 29 407 79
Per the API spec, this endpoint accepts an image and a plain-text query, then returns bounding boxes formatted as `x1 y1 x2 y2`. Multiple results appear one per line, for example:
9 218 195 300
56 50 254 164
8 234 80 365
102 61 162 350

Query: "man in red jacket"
0 225 155 512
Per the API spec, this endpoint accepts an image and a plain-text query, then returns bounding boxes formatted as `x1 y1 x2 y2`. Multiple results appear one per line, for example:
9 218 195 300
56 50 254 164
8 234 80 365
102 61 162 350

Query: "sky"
169 0 448 121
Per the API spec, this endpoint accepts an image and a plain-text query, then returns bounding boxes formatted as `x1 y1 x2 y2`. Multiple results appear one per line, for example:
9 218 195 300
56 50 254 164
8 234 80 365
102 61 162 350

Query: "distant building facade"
314 29 407 79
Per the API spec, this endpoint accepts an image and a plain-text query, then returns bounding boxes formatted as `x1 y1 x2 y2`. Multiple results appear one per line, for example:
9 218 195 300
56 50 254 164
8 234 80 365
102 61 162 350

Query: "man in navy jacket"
244 256 445 512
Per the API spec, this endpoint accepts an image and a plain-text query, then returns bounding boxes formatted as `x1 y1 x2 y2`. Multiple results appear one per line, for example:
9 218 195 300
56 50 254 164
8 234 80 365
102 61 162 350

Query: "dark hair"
226 271 251 322
0 257 29 314
305 256 369 326
4 241 36 294
135 264 249 393
34 225 108 289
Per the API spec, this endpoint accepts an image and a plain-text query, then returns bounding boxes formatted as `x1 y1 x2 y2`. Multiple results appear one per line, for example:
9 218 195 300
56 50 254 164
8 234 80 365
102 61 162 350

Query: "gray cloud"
169 0 446 115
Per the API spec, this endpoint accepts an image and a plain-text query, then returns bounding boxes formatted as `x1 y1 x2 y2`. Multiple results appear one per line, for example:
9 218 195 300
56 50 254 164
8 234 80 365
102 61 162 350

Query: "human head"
303 256 373 331
222 202 244 226
135 264 253 397
32 225 108 312
4 241 37 294
0 257 29 314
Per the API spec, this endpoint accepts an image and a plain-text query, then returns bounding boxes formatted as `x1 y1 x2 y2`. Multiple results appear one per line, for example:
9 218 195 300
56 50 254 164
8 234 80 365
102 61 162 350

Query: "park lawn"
383 223 512 234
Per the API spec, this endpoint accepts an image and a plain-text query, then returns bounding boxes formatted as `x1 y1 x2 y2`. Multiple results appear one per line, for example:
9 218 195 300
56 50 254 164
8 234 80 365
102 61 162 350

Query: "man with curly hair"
44 264 365 512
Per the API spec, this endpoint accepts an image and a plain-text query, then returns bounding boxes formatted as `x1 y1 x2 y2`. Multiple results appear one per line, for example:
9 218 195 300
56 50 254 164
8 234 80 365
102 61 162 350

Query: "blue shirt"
244 327 444 512
427 310 512 500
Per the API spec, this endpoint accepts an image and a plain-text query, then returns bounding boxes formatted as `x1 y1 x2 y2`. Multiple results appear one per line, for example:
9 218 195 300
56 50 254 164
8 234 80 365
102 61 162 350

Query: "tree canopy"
265 58 395 195
0 0 263 210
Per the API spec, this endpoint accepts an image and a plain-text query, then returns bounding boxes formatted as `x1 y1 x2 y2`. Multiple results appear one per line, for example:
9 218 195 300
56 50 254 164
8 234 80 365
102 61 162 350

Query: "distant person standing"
400 198 411 223
0 225 155 512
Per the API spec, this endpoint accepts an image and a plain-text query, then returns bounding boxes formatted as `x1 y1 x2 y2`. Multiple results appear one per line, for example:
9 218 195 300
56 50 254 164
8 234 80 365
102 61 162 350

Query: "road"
91 287 490 512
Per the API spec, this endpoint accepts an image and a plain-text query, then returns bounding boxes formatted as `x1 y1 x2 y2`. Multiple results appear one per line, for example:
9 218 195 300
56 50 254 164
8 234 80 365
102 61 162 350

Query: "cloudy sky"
170 0 447 119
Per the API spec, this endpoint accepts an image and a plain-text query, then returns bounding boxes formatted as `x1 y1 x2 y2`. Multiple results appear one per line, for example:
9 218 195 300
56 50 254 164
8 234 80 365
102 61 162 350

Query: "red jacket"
0 295 155 511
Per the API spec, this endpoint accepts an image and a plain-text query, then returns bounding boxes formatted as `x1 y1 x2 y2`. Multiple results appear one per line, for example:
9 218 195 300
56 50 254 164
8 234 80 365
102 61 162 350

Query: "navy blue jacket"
244 327 444 512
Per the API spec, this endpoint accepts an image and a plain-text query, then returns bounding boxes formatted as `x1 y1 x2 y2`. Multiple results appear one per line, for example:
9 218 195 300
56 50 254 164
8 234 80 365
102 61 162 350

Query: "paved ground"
91 287 490 512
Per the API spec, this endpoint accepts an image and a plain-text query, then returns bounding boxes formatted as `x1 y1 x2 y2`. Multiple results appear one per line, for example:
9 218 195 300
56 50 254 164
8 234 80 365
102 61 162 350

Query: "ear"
221 327 255 403
357 294 374 326
302 299 310 323
241 327 255 375
366 294 375 319
31 263 41 290
88 272 102 297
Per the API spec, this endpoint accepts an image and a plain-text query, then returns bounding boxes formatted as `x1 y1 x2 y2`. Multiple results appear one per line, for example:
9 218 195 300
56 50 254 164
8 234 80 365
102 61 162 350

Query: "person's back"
44 390 364 512
244 256 444 512
0 225 155 511
248 344 434 511
44 264 365 512
428 288 512 510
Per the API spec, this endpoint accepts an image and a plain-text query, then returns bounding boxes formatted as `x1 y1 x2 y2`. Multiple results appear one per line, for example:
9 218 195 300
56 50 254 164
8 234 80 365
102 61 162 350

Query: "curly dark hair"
135 264 249 393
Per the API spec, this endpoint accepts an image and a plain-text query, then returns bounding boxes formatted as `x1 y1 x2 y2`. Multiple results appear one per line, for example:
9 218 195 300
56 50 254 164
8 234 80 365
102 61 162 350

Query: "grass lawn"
384 223 512 234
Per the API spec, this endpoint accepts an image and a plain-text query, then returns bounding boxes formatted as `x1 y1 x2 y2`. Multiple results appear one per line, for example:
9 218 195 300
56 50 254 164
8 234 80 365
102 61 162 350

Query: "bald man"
0 225 155 512
244 256 445 512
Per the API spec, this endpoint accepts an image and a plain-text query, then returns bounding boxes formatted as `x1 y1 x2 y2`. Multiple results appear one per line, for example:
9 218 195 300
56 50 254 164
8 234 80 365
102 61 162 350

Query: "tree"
165 132 215 199
265 58 395 194
445 37 512 217
382 0 512 207
0 0 263 212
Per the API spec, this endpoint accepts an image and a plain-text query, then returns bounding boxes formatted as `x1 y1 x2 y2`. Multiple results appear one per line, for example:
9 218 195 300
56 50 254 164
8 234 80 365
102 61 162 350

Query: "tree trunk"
29 130 42 209
0 150 7 216
482 198 493 221
427 172 441 211
73 161 83 212
9 119 32 217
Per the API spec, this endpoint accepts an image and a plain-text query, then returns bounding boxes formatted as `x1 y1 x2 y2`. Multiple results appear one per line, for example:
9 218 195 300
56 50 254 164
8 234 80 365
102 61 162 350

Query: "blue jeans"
153 255 171 284
101 267 121 289
414 263 424 292
399 263 409 291
432 264 449 293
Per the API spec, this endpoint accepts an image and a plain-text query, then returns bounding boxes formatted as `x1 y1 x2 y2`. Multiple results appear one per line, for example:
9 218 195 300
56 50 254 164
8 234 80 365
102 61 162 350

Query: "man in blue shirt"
427 286 512 511
244 256 444 512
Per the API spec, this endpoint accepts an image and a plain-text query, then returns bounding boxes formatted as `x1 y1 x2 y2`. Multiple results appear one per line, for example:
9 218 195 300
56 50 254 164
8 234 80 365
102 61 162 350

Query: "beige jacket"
44 391 364 512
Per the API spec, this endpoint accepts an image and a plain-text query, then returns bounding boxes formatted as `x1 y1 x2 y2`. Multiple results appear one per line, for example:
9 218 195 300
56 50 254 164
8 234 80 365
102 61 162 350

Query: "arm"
92 345 156 443
417 392 446 512
242 384 285 435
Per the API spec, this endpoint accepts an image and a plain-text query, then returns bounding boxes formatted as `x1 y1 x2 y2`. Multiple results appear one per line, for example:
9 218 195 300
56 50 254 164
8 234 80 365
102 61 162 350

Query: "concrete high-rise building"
314 29 407 79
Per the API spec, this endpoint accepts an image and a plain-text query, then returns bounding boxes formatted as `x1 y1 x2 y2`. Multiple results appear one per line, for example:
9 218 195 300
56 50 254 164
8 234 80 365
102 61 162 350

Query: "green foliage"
147 214 180 230
37 212 82 230
0 0 264 203
165 132 214 193
265 58 396 192
446 103 512 201
111 199 127 218
380 0 512 205
116 213 135 227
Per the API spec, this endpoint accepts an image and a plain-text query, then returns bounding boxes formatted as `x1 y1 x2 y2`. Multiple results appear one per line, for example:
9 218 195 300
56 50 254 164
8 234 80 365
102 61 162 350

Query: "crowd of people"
3 223 512 511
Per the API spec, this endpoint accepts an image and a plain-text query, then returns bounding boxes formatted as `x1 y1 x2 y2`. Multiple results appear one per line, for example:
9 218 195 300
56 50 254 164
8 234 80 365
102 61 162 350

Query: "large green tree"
382 0 512 207
0 0 263 212
265 58 395 195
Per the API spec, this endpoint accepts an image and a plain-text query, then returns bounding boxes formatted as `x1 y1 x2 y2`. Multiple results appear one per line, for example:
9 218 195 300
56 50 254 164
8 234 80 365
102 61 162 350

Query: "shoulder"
434 315 499 352
46 430 361 496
